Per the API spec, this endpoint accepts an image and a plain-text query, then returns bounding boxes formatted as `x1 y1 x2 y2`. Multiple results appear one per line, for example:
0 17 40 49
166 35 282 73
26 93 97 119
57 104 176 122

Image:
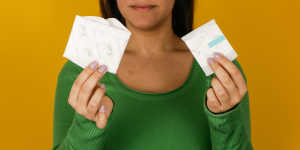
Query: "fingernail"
214 52 222 59
98 65 107 73
100 105 106 113
208 57 215 64
90 61 98 69
100 83 105 89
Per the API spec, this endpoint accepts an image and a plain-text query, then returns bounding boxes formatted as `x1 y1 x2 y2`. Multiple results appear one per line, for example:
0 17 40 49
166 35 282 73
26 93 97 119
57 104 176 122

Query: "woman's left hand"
205 52 248 114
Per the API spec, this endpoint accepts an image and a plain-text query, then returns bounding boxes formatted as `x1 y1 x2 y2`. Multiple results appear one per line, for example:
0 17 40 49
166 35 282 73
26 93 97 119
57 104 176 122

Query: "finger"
86 85 106 119
206 88 222 113
78 65 108 111
96 96 114 129
207 57 240 101
211 77 232 109
68 60 99 107
213 52 247 95
96 105 107 129
101 95 114 118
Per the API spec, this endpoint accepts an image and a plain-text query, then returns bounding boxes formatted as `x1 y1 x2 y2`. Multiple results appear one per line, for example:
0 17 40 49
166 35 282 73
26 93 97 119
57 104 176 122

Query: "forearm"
203 91 254 150
53 112 108 150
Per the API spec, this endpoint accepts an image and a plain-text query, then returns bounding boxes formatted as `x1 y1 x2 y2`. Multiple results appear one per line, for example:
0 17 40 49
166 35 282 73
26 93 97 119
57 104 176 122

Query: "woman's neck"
124 15 182 57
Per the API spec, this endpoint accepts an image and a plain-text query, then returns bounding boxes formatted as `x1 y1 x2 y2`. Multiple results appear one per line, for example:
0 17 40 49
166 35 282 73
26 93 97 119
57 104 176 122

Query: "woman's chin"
129 20 160 31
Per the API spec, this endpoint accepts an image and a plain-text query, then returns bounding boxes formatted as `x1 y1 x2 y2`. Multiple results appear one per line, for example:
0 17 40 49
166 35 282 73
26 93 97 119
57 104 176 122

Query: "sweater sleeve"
52 61 111 150
203 59 254 150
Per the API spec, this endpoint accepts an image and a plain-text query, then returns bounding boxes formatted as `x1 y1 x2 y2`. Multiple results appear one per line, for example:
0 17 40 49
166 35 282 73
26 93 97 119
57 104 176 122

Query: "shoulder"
57 60 83 82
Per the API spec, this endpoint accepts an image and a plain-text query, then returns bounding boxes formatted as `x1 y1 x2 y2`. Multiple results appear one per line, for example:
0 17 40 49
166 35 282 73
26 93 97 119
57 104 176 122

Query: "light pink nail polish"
208 57 215 64
100 105 105 113
98 65 107 73
90 61 98 69
214 53 222 59
100 83 105 89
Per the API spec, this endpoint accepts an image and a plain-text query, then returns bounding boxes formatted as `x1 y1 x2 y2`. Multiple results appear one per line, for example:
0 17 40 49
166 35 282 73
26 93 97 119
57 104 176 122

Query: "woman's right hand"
68 60 114 129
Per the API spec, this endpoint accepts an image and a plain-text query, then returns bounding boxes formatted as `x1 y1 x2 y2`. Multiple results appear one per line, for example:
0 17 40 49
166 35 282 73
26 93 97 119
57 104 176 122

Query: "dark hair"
99 0 194 37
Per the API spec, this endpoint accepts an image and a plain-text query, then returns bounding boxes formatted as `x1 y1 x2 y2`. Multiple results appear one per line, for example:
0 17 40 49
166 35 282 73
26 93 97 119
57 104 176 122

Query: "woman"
52 0 254 149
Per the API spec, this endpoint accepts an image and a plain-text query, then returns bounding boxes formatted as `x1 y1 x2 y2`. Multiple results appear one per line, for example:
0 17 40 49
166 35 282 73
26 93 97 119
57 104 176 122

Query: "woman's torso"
99 47 213 149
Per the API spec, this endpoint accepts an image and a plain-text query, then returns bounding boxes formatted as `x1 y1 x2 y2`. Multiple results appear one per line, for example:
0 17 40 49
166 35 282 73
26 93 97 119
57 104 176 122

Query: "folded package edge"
75 15 131 40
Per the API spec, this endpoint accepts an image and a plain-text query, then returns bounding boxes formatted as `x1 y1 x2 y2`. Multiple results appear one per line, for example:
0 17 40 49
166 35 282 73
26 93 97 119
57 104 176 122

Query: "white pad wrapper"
62 15 131 74
181 19 238 76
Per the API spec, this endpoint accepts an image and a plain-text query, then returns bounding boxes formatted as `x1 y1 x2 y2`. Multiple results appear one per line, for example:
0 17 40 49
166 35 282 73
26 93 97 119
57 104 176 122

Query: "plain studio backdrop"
0 0 298 149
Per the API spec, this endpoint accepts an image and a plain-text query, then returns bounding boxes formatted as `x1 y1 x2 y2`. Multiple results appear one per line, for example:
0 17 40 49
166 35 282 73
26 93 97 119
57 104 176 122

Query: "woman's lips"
130 5 156 12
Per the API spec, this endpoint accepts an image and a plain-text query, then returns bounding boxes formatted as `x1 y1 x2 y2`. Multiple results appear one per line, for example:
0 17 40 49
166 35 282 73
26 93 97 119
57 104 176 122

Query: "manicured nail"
208 57 215 64
100 105 105 113
90 61 98 69
100 83 105 89
98 65 107 73
214 52 222 59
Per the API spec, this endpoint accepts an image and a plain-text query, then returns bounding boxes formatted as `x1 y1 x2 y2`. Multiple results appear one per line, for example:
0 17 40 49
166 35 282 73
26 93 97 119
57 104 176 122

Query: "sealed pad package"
63 15 131 74
182 19 238 76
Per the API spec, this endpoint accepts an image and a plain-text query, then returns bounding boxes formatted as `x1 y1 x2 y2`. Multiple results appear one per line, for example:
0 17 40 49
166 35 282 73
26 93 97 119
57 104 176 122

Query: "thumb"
96 105 107 129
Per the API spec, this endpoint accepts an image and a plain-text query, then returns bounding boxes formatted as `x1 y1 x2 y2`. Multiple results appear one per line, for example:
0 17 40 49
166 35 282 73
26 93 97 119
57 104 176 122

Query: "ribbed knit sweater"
52 57 254 150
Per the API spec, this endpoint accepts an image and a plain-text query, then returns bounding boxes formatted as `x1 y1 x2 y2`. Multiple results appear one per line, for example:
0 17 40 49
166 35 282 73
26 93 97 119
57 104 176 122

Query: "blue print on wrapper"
208 35 225 48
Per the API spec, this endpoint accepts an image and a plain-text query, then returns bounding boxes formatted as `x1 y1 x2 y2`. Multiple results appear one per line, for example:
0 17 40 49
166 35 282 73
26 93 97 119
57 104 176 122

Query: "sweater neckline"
110 57 197 99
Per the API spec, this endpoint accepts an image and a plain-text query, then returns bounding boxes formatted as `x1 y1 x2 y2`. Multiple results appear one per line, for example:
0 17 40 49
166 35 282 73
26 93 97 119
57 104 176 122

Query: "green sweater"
52 57 254 150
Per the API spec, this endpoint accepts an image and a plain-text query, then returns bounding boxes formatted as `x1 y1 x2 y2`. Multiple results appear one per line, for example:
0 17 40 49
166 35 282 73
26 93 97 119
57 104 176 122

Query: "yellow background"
0 0 299 149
